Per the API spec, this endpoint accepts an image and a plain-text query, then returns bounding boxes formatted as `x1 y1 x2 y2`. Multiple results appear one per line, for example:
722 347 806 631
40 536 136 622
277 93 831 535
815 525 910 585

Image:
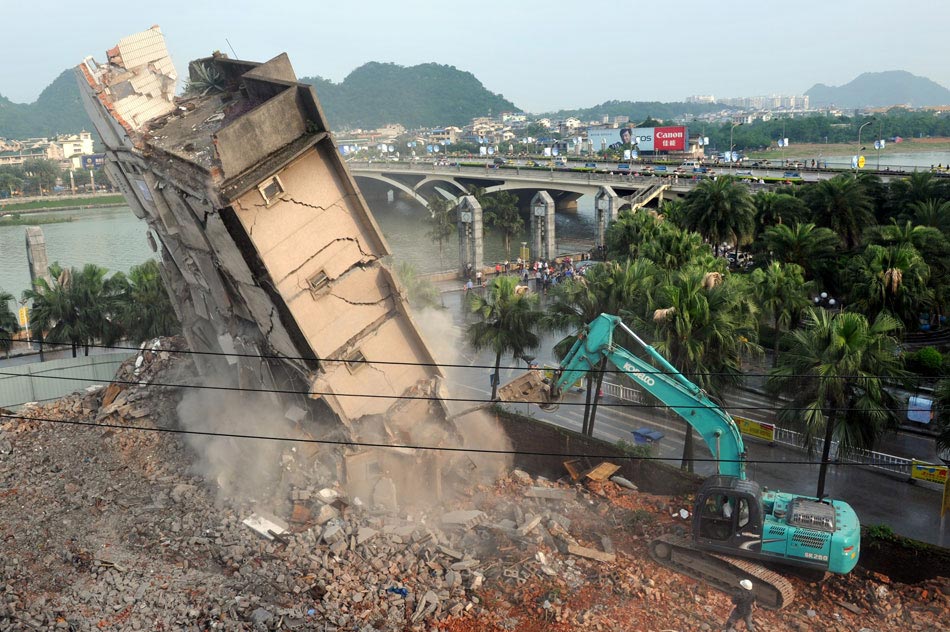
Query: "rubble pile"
0 348 947 631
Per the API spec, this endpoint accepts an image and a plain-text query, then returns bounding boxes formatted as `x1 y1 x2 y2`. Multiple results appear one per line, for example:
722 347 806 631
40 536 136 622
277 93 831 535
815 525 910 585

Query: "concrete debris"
525 486 576 501
610 475 638 490
242 513 289 541
0 347 945 631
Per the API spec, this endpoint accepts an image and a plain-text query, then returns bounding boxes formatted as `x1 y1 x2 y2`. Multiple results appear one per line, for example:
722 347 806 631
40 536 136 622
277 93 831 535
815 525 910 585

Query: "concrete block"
525 487 575 501
440 510 487 529
566 543 616 563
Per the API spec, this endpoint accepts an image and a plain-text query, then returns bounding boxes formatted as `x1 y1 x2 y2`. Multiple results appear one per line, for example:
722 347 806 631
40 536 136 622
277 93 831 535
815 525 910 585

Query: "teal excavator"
499 313 860 609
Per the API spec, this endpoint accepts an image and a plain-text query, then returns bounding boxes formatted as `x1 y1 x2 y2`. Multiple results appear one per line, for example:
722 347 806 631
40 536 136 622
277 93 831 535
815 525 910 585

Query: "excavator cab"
692 476 764 555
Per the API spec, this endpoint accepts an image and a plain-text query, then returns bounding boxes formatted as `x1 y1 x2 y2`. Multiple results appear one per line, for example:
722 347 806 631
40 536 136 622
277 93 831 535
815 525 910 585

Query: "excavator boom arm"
552 314 746 479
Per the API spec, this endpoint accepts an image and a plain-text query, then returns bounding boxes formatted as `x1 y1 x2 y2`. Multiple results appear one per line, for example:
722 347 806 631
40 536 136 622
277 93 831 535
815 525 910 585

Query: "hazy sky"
2 0 945 113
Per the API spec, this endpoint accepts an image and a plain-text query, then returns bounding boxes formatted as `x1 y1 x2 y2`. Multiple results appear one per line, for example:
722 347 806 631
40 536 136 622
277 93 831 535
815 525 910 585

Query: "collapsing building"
76 27 461 503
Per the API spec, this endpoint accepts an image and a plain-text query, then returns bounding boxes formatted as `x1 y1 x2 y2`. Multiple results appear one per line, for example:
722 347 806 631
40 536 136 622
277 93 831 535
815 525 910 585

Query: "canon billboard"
587 126 688 153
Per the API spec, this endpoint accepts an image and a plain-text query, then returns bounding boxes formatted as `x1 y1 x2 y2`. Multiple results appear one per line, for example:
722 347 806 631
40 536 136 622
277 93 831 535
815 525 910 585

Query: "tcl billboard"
587 126 688 153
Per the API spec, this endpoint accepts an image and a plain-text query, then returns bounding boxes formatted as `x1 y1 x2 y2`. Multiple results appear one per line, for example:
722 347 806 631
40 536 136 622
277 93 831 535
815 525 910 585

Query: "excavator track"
648 534 796 610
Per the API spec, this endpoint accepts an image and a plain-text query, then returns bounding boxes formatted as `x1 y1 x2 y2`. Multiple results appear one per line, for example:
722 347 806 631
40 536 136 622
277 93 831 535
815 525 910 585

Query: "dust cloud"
175 385 298 509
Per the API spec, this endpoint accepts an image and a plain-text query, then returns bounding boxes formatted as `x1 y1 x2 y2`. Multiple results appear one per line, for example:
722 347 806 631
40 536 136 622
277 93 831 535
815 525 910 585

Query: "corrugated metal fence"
0 353 131 410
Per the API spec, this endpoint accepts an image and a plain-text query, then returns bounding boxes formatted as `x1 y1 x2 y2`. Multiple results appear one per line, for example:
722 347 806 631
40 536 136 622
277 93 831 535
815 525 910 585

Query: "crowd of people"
463 252 596 294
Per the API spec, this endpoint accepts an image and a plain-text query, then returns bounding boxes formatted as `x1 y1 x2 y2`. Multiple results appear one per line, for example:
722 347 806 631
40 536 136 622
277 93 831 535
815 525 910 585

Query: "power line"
0 410 914 469
0 365 934 415
0 336 938 382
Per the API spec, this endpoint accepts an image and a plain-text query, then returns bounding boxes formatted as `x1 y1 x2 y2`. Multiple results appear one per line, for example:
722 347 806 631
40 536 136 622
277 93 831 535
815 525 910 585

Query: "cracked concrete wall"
76 28 457 504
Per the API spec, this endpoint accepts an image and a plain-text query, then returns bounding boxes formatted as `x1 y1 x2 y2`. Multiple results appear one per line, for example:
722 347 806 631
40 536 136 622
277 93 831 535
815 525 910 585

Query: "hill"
0 70 94 138
806 70 950 108
299 61 519 129
548 99 728 123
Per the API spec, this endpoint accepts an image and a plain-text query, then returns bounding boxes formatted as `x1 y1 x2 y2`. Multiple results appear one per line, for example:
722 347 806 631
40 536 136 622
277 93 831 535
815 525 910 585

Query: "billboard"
586 126 688 153
80 154 105 169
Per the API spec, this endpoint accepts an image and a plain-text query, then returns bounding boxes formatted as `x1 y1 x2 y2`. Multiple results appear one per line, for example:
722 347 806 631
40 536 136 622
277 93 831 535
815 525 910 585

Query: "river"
0 196 600 305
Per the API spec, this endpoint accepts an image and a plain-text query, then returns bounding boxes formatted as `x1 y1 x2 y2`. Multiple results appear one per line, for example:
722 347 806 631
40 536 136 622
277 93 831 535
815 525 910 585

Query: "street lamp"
856 118 875 172
729 122 743 172
812 291 842 311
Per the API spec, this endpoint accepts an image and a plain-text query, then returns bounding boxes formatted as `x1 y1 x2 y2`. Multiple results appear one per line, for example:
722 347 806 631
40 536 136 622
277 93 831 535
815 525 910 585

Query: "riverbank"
746 137 950 161
0 193 125 214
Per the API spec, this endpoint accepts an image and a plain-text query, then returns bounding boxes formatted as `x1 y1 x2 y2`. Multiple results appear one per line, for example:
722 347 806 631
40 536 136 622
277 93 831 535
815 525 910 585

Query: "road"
425 285 949 547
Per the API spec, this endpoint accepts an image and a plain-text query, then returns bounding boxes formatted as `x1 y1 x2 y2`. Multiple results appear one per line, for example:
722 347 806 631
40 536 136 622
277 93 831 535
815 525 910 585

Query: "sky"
1 0 946 113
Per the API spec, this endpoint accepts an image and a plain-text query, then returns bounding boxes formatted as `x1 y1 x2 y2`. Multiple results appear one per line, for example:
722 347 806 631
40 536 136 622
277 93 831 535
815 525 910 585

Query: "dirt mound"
0 346 946 631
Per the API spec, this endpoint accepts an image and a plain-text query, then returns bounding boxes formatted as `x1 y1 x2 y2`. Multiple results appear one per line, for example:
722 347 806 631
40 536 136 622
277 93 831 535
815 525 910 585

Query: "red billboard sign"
654 126 687 151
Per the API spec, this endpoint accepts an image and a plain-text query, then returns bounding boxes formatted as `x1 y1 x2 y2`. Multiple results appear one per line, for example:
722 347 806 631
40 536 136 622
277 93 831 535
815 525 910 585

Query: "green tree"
0 290 18 357
480 191 524 260
22 263 83 357
767 309 906 499
113 260 180 342
804 175 874 249
545 259 657 435
425 195 456 273
751 262 810 365
762 222 840 281
21 159 61 195
22 263 123 357
652 267 760 471
752 191 808 237
846 244 931 327
909 198 950 237
466 275 544 401
681 176 756 256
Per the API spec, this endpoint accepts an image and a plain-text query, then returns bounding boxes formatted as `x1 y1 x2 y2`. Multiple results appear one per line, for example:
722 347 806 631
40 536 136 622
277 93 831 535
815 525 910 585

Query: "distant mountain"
299 62 519 130
550 100 728 124
806 71 950 108
0 70 94 138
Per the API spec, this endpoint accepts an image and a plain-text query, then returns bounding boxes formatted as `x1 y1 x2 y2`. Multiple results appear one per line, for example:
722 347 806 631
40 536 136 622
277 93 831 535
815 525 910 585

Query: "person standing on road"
723 579 756 631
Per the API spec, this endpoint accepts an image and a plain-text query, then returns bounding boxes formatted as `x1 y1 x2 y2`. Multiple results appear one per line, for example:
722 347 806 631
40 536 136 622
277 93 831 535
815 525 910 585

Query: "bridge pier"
594 186 620 251
530 191 556 263
457 195 483 279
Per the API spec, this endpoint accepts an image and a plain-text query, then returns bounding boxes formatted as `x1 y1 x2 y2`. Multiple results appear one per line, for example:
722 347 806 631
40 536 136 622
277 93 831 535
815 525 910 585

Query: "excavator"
498 313 861 609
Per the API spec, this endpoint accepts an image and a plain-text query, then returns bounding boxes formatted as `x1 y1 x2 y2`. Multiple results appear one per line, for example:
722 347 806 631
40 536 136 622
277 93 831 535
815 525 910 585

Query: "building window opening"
258 175 285 206
344 348 366 373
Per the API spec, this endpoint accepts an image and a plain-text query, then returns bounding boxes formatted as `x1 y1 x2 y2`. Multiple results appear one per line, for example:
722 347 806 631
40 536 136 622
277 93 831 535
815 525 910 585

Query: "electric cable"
0 366 933 415
0 409 921 469
0 335 938 382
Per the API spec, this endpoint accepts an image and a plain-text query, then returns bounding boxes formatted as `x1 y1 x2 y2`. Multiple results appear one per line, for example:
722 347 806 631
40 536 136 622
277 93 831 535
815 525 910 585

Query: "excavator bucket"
497 370 549 404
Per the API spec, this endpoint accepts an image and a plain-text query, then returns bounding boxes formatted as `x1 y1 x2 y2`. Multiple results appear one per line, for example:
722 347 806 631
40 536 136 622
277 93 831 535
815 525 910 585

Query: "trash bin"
632 427 664 445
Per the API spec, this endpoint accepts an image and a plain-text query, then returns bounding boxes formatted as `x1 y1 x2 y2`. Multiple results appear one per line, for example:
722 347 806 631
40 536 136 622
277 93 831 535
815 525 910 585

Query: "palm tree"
681 176 756 256
752 191 808 237
481 191 523 260
909 198 950 237
762 222 840 281
22 263 121 358
22 263 80 357
113 259 180 343
466 275 544 401
804 175 874 249
426 195 456 273
545 259 657 435
767 308 906 499
888 171 944 214
0 290 18 358
846 244 931 327
652 267 760 471
751 262 810 365
605 209 663 261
